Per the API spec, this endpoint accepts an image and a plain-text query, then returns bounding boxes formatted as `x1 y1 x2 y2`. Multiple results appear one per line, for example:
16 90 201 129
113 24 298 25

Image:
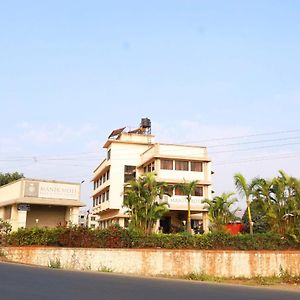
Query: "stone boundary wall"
1 247 300 278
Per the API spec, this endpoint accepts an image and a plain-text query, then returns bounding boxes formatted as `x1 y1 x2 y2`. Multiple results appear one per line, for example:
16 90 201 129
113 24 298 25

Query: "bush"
7 227 63 246
0 218 12 245
5 226 300 250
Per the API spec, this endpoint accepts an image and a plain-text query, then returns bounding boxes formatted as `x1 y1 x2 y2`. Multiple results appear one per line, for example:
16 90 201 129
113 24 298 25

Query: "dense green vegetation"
0 172 24 187
203 192 240 231
123 173 169 233
3 225 300 250
240 170 300 238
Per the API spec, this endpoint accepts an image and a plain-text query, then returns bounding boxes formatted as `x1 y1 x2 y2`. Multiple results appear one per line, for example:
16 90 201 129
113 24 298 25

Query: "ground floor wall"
97 209 209 233
2 247 300 278
0 205 80 230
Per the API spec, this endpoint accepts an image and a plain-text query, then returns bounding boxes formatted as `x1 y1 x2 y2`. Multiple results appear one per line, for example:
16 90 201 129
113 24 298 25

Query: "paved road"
0 262 299 300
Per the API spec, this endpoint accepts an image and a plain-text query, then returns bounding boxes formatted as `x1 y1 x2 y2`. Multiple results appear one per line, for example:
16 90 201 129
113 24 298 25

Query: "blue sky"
1 1 300 208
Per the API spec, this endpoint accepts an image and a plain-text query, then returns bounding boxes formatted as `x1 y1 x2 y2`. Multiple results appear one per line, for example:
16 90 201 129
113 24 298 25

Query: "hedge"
4 225 300 250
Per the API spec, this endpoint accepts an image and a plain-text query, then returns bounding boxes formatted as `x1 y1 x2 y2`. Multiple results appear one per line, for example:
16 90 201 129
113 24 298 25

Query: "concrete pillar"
0 207 4 219
67 207 79 226
10 205 27 231
202 211 209 233
118 218 125 227
154 219 160 233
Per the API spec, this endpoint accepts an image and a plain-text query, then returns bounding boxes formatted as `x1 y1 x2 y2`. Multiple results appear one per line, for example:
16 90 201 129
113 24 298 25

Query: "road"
0 262 299 300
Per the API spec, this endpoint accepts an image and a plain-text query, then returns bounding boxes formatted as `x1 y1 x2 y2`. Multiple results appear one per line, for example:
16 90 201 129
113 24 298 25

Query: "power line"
179 129 300 144
210 141 300 154
213 152 300 166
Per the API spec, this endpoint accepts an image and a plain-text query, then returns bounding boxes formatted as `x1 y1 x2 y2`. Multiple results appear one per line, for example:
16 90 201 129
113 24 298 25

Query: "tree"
240 171 300 236
266 170 300 235
203 192 241 231
123 173 169 233
175 180 198 234
0 172 24 187
234 173 254 235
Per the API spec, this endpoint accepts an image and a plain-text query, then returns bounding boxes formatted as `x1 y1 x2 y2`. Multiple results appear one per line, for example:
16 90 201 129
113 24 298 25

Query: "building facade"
78 211 100 229
91 120 212 233
0 178 85 231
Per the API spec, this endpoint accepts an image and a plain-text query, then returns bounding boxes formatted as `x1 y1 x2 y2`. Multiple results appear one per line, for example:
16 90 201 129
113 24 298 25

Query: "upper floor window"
144 161 155 173
161 159 173 170
175 160 189 171
175 187 185 196
191 162 203 172
193 186 203 197
107 149 111 160
124 165 136 182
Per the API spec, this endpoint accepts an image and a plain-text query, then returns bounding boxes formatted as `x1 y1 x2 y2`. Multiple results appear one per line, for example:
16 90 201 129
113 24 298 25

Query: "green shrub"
5 226 300 250
7 227 63 246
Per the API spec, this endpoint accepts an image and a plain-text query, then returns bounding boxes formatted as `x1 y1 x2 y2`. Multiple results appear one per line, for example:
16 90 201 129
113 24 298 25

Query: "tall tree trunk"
187 196 192 234
246 198 253 236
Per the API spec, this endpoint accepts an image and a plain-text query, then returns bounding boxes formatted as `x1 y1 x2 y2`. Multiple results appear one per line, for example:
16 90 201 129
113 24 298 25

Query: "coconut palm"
203 192 240 231
267 170 300 235
123 173 169 233
234 173 254 235
175 180 198 234
243 171 300 235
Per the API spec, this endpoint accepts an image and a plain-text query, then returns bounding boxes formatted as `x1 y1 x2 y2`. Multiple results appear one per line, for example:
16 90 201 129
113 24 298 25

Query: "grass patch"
183 272 300 287
98 264 113 273
48 258 61 269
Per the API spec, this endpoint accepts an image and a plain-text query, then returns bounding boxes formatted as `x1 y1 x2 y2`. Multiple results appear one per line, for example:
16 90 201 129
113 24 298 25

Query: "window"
102 193 105 203
124 165 136 182
151 162 155 172
107 149 111 160
93 198 96 207
106 170 110 180
161 159 173 170
193 186 203 197
145 161 155 173
175 187 185 196
191 162 203 172
106 190 109 201
166 185 174 196
175 160 188 171
91 217 96 221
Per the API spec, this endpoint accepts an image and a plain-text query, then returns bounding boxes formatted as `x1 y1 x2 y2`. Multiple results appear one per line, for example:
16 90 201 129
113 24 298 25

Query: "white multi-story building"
78 211 100 229
91 119 212 233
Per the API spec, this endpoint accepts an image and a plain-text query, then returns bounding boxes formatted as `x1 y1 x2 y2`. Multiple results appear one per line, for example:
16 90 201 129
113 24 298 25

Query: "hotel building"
91 119 212 233
0 178 85 231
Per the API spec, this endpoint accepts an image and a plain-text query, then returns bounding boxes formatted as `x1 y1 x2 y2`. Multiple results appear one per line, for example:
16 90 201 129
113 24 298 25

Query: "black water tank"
141 118 151 128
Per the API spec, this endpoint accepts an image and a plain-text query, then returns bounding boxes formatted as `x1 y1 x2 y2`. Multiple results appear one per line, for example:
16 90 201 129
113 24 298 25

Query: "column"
202 211 209 233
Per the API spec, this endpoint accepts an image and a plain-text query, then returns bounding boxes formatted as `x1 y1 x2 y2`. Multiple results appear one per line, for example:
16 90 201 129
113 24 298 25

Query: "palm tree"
203 192 240 231
234 173 254 235
244 171 300 235
123 173 169 233
267 170 300 235
175 180 198 234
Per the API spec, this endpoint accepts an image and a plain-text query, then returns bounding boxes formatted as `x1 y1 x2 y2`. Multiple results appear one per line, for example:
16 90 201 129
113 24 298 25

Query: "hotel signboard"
24 181 80 200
